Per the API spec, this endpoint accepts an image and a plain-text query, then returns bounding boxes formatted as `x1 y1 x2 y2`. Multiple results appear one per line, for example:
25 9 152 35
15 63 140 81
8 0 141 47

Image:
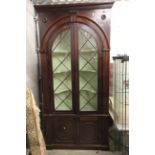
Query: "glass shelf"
80 49 97 53
53 70 71 74
54 90 72 95
52 51 71 54
80 89 96 94
79 70 96 73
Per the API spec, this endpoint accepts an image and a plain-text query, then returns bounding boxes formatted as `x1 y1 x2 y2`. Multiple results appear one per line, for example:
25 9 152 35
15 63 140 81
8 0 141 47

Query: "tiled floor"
46 150 122 155
27 149 122 155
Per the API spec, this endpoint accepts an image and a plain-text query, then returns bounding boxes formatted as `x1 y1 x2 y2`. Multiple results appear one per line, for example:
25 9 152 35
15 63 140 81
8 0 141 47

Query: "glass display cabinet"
109 55 129 154
34 1 114 149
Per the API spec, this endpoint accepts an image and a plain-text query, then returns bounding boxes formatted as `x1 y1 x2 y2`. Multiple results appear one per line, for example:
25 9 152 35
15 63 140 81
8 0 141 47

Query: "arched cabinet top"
40 15 110 53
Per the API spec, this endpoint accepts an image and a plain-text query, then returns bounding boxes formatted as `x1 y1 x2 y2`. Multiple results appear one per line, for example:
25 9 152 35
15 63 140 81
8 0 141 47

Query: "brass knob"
63 126 66 130
101 14 106 20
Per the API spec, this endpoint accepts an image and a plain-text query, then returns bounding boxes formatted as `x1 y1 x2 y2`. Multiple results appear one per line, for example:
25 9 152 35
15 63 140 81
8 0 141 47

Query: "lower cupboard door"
43 115 109 149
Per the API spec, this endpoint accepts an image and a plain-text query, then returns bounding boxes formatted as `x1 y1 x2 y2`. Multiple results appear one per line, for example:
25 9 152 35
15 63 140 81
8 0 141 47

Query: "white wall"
26 0 39 105
110 0 130 59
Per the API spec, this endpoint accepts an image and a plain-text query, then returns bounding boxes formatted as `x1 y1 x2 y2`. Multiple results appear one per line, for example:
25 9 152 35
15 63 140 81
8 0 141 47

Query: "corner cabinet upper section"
34 3 113 45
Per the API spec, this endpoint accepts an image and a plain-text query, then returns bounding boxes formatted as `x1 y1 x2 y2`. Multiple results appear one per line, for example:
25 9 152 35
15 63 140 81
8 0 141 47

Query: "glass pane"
78 29 98 111
52 30 72 111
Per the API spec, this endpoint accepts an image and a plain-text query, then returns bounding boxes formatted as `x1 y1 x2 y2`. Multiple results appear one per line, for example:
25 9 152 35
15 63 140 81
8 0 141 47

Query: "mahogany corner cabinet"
35 2 114 150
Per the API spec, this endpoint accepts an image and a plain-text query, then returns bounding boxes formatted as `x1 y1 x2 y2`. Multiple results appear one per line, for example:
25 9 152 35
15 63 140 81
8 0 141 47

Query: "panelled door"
41 16 110 149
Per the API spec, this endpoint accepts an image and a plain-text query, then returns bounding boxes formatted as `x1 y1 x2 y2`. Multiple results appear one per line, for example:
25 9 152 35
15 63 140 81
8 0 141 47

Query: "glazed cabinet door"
77 24 101 113
47 23 105 114
51 27 73 112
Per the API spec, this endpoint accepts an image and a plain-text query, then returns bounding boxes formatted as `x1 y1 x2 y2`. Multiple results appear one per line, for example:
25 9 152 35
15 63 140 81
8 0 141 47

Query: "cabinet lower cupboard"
35 2 113 150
